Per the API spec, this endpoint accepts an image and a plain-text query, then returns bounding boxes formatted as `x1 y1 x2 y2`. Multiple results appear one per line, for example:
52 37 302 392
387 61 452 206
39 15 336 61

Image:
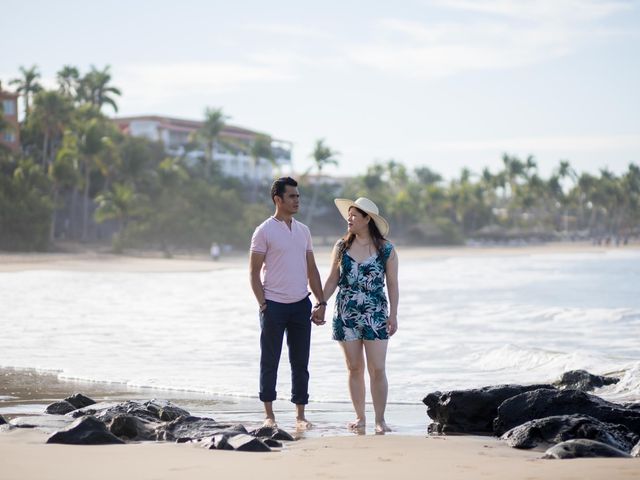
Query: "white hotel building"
113 115 292 182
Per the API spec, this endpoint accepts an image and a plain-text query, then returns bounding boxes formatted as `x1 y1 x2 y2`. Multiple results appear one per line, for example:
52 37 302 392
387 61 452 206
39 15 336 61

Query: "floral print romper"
332 240 394 341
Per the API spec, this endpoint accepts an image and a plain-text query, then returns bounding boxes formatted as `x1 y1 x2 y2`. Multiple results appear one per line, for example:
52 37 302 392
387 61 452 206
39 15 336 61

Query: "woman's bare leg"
364 339 391 434
340 340 366 431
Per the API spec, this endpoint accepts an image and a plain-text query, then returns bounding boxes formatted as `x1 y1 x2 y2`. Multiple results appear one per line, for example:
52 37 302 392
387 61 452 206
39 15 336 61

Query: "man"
249 177 326 429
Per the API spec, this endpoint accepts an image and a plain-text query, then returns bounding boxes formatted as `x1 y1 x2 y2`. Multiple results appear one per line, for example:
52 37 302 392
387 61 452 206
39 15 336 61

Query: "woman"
320 197 399 434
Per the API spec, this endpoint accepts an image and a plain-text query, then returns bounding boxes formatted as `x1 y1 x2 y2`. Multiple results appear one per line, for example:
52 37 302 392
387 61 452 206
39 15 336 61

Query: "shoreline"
1 241 638 272
0 367 427 437
2 373 639 479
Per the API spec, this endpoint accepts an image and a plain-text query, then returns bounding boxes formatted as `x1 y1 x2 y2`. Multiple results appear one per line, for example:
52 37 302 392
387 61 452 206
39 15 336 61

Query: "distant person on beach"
210 242 221 261
315 197 399 434
249 176 326 430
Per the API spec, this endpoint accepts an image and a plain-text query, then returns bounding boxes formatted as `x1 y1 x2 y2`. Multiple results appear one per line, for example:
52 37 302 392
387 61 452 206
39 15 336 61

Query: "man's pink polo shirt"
250 216 313 304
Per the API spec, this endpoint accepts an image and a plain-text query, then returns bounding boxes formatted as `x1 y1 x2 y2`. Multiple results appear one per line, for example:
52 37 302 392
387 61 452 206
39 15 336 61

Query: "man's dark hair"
271 177 298 203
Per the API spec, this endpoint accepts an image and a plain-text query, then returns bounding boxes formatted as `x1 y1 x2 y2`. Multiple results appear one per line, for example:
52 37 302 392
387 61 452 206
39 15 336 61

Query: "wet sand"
0 367 426 437
1 367 638 479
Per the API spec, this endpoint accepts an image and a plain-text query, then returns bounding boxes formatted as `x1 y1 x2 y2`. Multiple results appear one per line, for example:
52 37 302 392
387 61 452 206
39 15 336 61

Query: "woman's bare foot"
375 420 392 435
348 418 366 433
262 417 278 428
296 417 313 430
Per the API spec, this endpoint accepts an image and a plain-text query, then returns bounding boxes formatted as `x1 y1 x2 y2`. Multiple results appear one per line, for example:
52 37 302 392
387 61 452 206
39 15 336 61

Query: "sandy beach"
1 242 639 479
1 420 638 480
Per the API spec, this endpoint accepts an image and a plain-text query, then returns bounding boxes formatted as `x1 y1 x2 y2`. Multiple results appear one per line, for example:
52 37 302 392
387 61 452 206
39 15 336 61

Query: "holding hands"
311 302 327 325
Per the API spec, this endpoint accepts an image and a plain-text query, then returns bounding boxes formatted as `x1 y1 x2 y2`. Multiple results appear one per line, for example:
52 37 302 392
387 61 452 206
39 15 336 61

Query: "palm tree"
555 160 578 233
94 183 138 232
622 164 640 234
78 117 109 241
558 160 577 184
305 139 339 225
30 91 73 166
195 107 227 175
501 153 525 196
250 134 274 201
501 153 527 226
80 65 122 112
9 65 43 119
49 132 80 241
415 166 442 186
57 65 81 99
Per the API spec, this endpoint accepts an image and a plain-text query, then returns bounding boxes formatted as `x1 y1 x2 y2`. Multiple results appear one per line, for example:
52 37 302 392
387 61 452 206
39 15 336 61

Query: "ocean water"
1 247 639 430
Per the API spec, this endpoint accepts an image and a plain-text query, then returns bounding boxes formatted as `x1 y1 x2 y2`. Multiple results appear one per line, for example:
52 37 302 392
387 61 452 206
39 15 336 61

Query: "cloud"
241 23 335 41
416 133 640 152
348 0 633 78
115 60 297 104
427 0 632 22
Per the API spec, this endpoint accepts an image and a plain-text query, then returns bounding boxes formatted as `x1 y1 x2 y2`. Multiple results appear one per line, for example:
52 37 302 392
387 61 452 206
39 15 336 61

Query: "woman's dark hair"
340 207 386 257
271 177 298 204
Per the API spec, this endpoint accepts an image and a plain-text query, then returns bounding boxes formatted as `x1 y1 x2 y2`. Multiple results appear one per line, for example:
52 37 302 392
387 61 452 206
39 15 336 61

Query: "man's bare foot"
375 421 392 435
262 417 278 428
296 418 313 430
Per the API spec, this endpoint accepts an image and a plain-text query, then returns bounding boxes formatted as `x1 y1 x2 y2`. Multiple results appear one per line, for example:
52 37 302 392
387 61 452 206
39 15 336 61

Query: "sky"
2 0 639 180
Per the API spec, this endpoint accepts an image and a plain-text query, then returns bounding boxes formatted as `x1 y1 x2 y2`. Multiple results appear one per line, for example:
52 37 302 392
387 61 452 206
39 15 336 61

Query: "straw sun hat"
334 197 390 237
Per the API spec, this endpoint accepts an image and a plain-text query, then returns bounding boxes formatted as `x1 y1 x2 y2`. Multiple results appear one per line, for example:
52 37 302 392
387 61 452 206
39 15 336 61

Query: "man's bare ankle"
263 417 278 428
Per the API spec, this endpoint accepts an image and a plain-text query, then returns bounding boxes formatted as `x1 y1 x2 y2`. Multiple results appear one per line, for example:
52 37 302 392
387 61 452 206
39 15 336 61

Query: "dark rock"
631 441 640 457
47 416 124 445
74 400 190 424
200 432 271 452
46 394 96 415
270 429 295 441
423 384 554 434
249 426 295 441
9 415 73 431
72 408 95 418
64 393 96 410
554 370 620 392
158 416 241 442
202 433 233 450
45 400 76 415
494 389 640 436
69 401 120 418
263 438 283 448
249 426 276 437
91 401 164 424
144 400 190 421
1 414 13 432
543 439 631 459
109 414 161 441
624 402 640 411
226 434 271 452
501 414 639 452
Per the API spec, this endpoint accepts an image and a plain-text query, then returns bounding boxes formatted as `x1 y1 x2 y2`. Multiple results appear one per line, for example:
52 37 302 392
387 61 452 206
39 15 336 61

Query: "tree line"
1 64 638 252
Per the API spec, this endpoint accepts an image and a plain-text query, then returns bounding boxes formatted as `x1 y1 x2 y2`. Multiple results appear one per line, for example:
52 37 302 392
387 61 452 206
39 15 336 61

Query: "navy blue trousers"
259 296 312 404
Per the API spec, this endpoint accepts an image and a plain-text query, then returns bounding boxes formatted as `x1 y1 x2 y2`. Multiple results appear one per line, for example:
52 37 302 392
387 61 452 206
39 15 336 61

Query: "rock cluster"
5 394 294 452
423 369 640 460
